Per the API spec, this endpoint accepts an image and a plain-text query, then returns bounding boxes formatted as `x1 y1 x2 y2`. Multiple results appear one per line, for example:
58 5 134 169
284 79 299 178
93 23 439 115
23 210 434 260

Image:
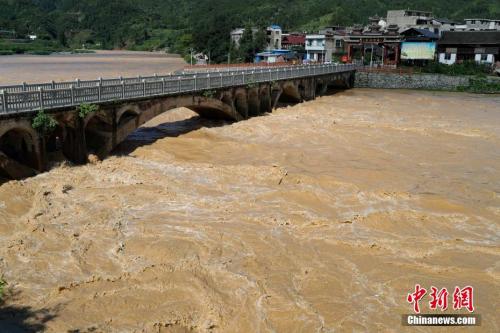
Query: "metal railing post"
142 79 146 96
207 73 211 89
121 81 125 98
1 90 7 113
70 85 75 105
97 82 102 101
178 77 181 92
22 82 27 91
194 75 197 91
220 73 223 88
161 78 165 94
51 80 55 89
38 87 44 110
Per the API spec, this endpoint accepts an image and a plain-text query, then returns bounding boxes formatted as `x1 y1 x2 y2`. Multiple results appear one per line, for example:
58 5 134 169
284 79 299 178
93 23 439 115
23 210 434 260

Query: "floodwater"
0 89 499 332
0 51 186 85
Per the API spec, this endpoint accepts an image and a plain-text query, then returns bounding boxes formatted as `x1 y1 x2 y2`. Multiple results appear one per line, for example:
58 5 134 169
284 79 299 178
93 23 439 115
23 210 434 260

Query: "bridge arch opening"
118 110 140 127
85 115 112 157
46 124 65 153
0 128 39 178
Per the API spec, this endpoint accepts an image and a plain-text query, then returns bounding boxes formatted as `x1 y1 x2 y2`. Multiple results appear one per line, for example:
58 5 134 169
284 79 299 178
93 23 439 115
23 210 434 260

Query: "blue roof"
402 27 439 39
270 25 282 30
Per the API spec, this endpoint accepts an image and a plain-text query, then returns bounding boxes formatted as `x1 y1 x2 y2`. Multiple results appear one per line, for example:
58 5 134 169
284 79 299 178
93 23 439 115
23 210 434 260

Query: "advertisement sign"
401 42 436 60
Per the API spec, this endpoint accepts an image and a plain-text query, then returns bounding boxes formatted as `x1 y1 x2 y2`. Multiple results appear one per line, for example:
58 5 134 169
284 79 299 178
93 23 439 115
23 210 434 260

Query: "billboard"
401 42 436 60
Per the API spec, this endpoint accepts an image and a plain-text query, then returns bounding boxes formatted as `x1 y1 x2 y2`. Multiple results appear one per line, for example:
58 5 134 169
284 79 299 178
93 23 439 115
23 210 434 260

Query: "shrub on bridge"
32 109 58 135
78 103 98 118
202 90 216 98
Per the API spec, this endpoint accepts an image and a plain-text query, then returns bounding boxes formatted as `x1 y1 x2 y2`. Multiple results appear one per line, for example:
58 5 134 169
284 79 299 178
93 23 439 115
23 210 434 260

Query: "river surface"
0 89 499 332
0 51 185 85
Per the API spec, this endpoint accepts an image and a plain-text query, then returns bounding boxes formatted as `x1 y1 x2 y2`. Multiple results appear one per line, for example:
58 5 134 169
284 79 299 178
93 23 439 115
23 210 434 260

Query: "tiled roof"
439 31 500 45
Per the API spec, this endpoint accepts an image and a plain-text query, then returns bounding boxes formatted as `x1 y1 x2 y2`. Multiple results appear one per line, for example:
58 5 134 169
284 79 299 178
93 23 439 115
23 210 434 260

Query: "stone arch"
45 122 66 160
116 107 141 126
279 81 301 103
0 124 41 178
84 114 113 157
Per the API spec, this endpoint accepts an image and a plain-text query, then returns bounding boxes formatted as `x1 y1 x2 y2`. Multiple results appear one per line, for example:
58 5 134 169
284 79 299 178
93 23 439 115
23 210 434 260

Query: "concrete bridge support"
0 71 355 179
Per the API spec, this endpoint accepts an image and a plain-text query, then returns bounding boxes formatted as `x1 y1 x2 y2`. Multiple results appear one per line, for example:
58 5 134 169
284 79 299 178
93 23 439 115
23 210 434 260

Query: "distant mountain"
0 0 498 61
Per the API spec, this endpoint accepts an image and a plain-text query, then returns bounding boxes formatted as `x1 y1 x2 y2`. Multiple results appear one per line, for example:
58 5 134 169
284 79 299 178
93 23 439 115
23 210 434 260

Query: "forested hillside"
0 0 498 61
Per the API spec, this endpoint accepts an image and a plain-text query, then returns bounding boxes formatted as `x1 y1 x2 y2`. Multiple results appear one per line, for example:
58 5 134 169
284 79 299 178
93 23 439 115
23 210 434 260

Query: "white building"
231 25 282 50
386 9 437 31
305 34 334 62
464 19 500 31
230 28 245 47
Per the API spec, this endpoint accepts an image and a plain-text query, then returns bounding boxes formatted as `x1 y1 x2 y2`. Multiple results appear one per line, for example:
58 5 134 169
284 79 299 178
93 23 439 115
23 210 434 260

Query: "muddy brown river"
0 88 499 332
0 51 185 85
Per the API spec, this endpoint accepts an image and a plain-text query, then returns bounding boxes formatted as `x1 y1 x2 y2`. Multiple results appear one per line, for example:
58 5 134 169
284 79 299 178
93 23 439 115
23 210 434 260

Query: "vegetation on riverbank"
417 61 493 76
0 39 96 56
459 77 500 94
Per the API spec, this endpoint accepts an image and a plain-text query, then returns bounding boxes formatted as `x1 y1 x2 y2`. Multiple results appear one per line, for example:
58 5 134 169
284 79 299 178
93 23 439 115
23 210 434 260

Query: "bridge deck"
0 64 355 115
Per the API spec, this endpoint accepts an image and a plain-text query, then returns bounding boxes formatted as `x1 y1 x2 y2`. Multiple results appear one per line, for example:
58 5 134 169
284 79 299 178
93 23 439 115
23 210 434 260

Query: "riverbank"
0 89 498 332
355 71 500 94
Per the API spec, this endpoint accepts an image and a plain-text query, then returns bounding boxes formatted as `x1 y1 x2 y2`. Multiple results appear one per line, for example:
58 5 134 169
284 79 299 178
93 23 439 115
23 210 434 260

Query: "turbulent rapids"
0 88 499 332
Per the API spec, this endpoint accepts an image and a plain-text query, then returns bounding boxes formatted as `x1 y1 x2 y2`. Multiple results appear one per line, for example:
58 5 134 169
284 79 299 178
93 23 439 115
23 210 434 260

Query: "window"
444 53 452 60
480 54 488 61
335 40 342 48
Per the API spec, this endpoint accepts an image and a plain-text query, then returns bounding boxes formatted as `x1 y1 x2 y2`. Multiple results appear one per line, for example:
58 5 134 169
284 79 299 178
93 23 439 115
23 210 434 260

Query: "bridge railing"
0 63 356 114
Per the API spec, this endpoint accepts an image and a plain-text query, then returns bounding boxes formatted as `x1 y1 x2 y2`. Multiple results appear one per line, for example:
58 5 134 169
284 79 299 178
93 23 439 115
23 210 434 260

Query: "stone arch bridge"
0 64 356 179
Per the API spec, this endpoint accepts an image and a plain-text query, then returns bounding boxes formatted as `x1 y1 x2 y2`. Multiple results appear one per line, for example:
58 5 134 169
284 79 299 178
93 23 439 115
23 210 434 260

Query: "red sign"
407 285 475 314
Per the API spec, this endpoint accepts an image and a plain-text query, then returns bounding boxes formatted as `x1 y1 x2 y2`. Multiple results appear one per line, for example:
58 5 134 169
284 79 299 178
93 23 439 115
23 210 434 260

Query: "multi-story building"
432 18 467 35
464 19 500 31
266 25 282 50
319 26 347 54
305 34 334 62
386 9 440 32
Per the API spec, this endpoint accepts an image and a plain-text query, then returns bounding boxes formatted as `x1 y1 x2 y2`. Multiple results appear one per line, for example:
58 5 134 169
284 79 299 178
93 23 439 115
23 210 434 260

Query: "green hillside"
0 0 498 61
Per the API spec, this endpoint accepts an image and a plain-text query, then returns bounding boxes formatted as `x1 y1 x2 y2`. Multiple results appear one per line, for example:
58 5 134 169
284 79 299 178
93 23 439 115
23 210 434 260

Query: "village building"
266 25 282 50
344 17 402 66
319 26 347 55
305 33 334 63
437 31 500 65
281 33 305 50
230 27 258 48
464 19 500 31
386 9 439 32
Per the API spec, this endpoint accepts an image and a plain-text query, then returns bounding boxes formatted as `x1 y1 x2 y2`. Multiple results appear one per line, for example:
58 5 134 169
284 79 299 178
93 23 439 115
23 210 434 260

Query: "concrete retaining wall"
354 71 499 91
